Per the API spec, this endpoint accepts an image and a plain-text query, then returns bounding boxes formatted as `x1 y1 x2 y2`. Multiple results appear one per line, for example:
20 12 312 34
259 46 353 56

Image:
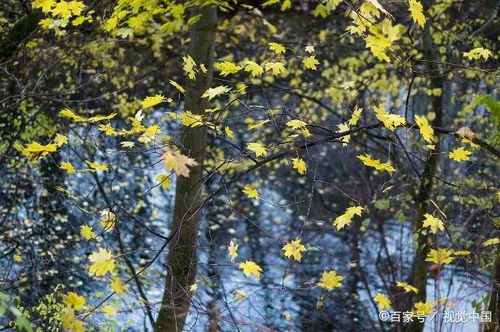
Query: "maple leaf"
413 301 433 316
373 104 406 130
242 185 259 199
189 283 197 292
247 142 267 157
243 61 264 77
317 270 343 290
305 45 315 53
239 260 263 278
333 205 363 230
54 134 68 146
408 0 426 28
228 240 238 263
61 308 85 332
234 290 246 301
32 0 56 13
225 127 235 139
396 281 418 293
463 47 492 61
60 162 76 173
302 55 319 70
365 19 404 62
422 213 444 233
291 158 307 175
374 293 391 309
448 147 472 162
80 225 96 240
51 0 85 19
62 292 85 310
100 210 116 231
201 85 231 100
286 119 307 129
169 80 185 93
88 248 115 276
348 106 363 126
425 248 454 265
215 61 242 76
357 154 395 173
264 61 286 76
20 141 58 162
180 111 203 127
85 160 109 172
183 55 197 79
282 239 307 261
163 148 198 177
156 174 171 189
415 115 435 143
141 95 166 109
110 277 127 295
268 42 286 54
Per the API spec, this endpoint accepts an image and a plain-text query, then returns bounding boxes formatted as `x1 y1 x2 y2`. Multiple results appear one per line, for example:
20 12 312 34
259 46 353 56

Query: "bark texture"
154 6 217 332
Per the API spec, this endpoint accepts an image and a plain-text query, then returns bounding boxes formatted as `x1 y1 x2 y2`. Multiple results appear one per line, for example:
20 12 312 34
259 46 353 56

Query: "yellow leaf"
162 148 198 177
180 111 203 127
60 162 76 173
247 142 267 157
110 277 127 296
357 154 395 173
463 47 492 61
305 45 315 53
264 61 286 76
61 308 85 332
373 104 406 130
239 260 263 278
183 55 197 79
88 248 115 276
415 115 435 143
228 240 238 263
302 55 319 70
80 225 96 240
374 293 391 310
317 270 343 290
448 147 472 162
333 205 363 230
396 281 418 293
201 85 231 100
425 248 454 265
282 238 307 261
242 185 259 199
86 160 109 172
100 211 115 232
291 158 307 175
156 174 171 189
141 95 166 109
422 213 444 233
54 134 69 146
408 0 426 28
62 292 85 310
243 61 264 77
268 42 286 54
413 301 433 316
169 80 185 94
483 238 499 247
234 290 247 301
215 61 242 76
286 119 307 129
348 106 363 126
103 305 116 317
189 283 198 292
224 127 235 139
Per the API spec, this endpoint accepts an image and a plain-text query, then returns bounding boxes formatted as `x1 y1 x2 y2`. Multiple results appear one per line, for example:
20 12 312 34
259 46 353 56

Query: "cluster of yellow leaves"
425 248 454 266
291 158 307 175
61 307 85 332
179 111 203 127
408 0 426 28
162 148 198 177
373 104 406 130
286 119 311 137
332 205 363 230
422 213 444 234
374 293 391 309
88 248 115 276
317 270 344 290
18 133 69 162
282 239 307 261
62 292 85 310
239 260 263 278
365 19 404 62
247 142 267 157
415 115 435 143
357 154 395 173
463 47 492 61
448 147 472 162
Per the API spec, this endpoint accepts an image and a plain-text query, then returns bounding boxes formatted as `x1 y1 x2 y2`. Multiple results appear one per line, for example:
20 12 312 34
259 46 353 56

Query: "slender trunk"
409 2 443 331
154 6 216 332
485 258 500 331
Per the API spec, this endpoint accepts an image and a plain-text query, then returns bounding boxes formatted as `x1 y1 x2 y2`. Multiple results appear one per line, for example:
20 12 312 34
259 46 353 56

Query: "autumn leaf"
291 158 307 175
228 240 238 263
268 42 286 54
183 55 197 79
162 148 198 177
201 85 231 100
62 292 85 310
243 61 264 77
80 225 96 240
374 293 391 310
215 61 242 76
100 210 116 231
373 104 406 130
60 162 76 173
415 115 435 143
333 205 363 230
302 55 319 70
180 111 203 127
396 281 418 293
264 61 286 76
239 260 263 278
242 185 259 199
413 301 433 315
483 238 499 247
317 270 343 290
88 248 115 276
357 154 395 173
86 160 109 172
247 142 267 157
286 119 307 129
282 238 307 261
141 95 166 109
110 277 127 295
422 213 444 233
448 147 472 162
169 80 185 93
408 0 426 28
463 47 492 61
425 248 454 265
103 305 117 317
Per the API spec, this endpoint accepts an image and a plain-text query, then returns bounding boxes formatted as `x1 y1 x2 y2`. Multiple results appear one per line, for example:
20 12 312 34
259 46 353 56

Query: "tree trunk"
154 6 216 332
409 2 443 331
